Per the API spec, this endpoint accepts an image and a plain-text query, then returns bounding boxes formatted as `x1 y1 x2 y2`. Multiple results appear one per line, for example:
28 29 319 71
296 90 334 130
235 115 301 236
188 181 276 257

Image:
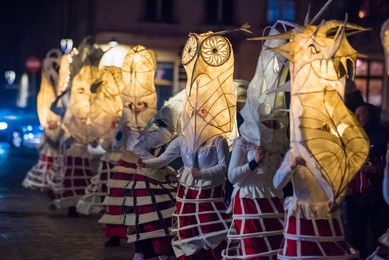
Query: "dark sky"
0 1 63 76
0 1 61 108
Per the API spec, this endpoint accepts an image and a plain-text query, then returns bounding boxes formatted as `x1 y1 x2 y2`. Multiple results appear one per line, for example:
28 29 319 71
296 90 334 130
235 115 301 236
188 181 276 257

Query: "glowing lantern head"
63 65 100 144
57 54 72 94
121 45 157 133
37 49 63 142
89 66 124 140
181 31 236 152
241 22 289 154
250 17 369 201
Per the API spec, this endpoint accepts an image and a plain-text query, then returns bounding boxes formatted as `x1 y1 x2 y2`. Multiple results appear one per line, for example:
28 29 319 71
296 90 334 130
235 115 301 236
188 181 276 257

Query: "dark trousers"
344 193 389 258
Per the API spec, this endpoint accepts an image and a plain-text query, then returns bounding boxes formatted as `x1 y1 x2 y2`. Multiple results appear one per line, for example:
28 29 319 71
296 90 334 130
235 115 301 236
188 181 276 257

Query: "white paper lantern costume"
22 49 63 191
222 22 289 260
45 52 74 200
255 9 370 259
99 46 176 259
50 49 101 209
99 45 157 240
76 66 124 215
140 27 250 258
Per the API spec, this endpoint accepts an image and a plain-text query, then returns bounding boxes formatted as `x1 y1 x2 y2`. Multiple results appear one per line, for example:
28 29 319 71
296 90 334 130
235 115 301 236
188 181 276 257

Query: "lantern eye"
201 36 231 66
309 44 320 54
198 107 208 117
124 102 132 109
126 101 148 112
182 35 198 65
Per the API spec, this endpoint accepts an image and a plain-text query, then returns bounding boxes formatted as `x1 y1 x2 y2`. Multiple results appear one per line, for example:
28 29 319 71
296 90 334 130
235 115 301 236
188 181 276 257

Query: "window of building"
155 62 174 109
355 59 384 107
145 0 174 23
267 0 295 24
206 0 234 25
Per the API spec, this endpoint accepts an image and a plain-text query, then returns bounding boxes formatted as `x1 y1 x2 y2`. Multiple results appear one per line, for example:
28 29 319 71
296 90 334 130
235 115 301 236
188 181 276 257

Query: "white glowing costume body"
23 49 63 191
99 46 176 258
222 137 284 260
143 135 231 257
248 5 370 256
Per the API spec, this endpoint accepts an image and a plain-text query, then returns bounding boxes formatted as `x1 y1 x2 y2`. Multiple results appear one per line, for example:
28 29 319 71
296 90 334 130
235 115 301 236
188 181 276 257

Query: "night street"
0 143 134 260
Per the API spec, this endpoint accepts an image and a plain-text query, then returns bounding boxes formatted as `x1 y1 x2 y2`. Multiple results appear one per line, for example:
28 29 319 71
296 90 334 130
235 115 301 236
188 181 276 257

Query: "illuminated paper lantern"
37 49 64 142
89 66 124 142
381 18 389 75
240 22 289 153
180 31 236 155
37 49 62 126
120 45 158 133
63 65 101 144
250 18 370 201
57 54 72 94
98 44 131 68
141 89 185 138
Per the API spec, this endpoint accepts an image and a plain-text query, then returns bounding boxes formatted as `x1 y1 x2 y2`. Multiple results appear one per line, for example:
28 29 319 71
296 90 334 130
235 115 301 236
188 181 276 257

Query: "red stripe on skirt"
227 189 284 259
125 173 175 255
105 158 137 239
175 184 230 240
283 214 357 258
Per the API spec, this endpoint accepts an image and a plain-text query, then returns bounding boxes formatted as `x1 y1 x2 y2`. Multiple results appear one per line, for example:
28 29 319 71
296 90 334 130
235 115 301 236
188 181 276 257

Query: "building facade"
4 0 389 118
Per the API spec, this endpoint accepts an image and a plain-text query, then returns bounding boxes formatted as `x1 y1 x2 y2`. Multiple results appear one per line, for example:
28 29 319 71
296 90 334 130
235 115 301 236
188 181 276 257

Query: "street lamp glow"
0 122 8 130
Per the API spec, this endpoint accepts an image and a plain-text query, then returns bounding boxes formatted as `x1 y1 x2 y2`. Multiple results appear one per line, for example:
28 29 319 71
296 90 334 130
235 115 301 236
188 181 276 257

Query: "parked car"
0 108 43 149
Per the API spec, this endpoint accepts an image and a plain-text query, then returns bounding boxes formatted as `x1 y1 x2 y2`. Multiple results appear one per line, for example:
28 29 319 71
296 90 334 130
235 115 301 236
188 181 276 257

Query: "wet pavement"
0 144 135 259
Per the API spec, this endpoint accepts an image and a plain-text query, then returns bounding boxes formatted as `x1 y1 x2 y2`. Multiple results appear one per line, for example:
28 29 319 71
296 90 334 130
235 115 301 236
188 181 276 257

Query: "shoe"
104 237 121 247
48 204 57 211
158 255 169 260
133 252 144 260
67 206 79 218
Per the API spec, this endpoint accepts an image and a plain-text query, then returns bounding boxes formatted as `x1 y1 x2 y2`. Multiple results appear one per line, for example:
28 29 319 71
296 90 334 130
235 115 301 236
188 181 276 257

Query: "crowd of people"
20 10 389 260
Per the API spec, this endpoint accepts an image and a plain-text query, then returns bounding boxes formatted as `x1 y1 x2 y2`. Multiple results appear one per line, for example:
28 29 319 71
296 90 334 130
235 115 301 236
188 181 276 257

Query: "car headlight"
0 122 8 130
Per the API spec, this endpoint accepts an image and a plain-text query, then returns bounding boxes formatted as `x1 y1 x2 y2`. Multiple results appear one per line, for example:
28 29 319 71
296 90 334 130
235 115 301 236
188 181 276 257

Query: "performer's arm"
228 140 264 184
200 137 229 179
141 137 181 169
133 128 173 160
273 149 305 189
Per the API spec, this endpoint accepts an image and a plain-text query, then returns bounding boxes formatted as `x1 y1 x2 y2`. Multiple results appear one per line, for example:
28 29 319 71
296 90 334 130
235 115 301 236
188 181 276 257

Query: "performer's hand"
328 201 338 213
291 156 306 169
191 168 202 179
136 158 145 169
254 146 265 164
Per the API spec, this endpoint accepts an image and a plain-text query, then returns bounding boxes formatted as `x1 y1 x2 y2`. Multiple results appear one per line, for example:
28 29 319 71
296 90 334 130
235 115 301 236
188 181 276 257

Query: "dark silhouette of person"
344 103 389 258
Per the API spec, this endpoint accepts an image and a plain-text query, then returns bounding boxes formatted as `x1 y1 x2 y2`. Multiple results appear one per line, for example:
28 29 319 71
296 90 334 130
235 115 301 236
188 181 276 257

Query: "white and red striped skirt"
123 171 177 256
222 189 284 260
279 211 359 259
76 159 116 215
23 152 55 190
51 153 96 208
172 183 231 257
100 156 137 239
